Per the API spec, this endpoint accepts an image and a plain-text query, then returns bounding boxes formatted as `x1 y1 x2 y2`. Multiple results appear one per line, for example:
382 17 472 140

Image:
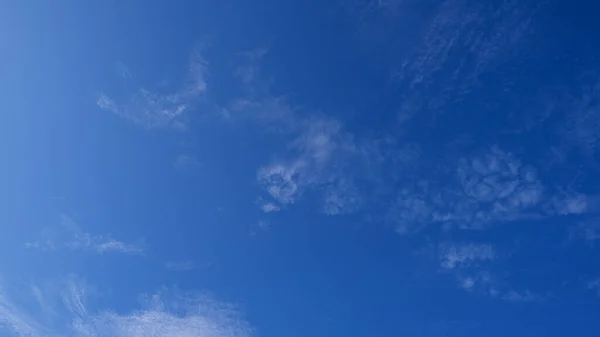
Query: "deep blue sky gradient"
2 1 600 336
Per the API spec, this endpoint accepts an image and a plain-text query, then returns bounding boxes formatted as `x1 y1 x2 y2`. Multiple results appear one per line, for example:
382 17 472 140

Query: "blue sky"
2 0 600 336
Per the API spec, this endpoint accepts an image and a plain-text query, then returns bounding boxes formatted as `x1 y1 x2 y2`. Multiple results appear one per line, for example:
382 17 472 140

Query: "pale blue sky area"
2 0 600 336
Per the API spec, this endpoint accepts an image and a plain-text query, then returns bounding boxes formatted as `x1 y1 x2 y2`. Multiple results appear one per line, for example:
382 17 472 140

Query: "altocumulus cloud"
0 276 253 337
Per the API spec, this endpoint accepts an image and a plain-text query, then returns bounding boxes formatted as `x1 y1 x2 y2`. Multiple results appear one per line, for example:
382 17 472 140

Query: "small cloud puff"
260 202 281 213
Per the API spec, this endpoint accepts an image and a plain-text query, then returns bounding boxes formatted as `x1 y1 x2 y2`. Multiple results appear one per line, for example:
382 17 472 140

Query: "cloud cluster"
0 277 252 337
386 147 547 233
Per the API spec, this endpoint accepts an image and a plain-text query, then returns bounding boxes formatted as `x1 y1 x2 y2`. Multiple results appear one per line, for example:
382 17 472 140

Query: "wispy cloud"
496 289 544 303
97 51 208 130
0 277 253 337
455 272 545 302
393 0 536 124
256 117 348 206
25 214 143 255
561 78 600 159
225 51 388 216
165 261 197 271
587 279 600 296
322 179 363 215
549 190 594 215
435 243 545 302
569 219 600 245
174 155 201 172
0 286 48 336
439 243 496 269
255 112 403 216
116 62 133 80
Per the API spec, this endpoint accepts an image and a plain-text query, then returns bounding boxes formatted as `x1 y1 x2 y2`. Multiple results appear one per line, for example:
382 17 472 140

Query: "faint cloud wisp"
25 214 143 255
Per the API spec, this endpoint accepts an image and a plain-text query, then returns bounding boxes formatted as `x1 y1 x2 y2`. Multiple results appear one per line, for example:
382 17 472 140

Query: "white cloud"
0 278 253 337
258 164 301 205
255 114 381 216
260 202 281 213
459 276 476 291
25 214 143 255
439 243 496 269
97 51 208 130
387 147 549 233
227 52 378 216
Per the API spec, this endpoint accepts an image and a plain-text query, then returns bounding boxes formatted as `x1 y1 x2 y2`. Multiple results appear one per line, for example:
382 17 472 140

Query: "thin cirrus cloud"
97 52 208 130
560 77 600 158
25 214 143 255
393 0 535 123
0 276 253 337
